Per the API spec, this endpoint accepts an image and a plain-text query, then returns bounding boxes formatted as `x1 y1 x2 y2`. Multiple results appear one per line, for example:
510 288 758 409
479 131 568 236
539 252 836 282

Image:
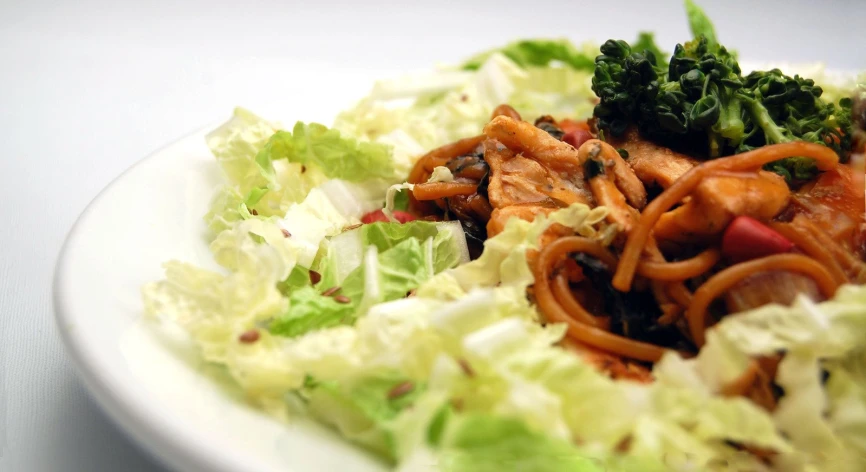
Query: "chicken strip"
484 115 584 175
607 127 699 189
653 171 790 242
486 204 556 238
577 139 645 233
785 164 865 258
484 139 592 209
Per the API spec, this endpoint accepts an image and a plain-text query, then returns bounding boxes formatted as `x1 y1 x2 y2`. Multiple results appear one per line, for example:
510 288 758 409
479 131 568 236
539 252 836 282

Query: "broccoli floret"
738 71 853 181
591 34 854 183
591 39 663 136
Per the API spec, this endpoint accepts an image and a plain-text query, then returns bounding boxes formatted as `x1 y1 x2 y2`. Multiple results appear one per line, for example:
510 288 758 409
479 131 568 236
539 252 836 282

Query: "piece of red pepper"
360 209 416 224
722 216 795 262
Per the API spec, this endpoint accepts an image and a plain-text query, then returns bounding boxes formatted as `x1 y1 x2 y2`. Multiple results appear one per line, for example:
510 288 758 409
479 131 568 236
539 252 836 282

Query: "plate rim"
51 124 256 472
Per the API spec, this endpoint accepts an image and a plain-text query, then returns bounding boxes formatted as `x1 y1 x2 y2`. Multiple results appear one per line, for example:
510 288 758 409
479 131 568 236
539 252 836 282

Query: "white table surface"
1 0 862 471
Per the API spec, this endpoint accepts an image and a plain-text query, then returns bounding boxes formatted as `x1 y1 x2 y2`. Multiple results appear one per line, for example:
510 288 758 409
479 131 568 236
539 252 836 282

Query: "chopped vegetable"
721 216 795 262
361 209 417 224
460 39 596 72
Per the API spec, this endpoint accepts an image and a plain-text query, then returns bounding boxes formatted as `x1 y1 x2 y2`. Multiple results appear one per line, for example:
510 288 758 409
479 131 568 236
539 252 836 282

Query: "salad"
143 1 866 471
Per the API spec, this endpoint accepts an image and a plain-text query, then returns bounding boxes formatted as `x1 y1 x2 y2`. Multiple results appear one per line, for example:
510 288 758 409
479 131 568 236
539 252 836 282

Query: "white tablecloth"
1 0 861 470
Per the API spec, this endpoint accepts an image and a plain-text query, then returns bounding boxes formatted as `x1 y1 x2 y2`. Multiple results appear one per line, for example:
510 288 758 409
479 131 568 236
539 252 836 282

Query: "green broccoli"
591 36 853 183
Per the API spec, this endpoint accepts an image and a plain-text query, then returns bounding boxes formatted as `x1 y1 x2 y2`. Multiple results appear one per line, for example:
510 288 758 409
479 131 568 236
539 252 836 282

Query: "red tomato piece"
722 216 795 262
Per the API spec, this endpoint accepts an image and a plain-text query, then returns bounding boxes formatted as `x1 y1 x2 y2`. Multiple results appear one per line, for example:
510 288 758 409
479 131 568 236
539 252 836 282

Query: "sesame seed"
450 398 464 411
387 381 415 399
457 359 475 377
333 295 351 304
250 208 258 216
321 286 341 297
281 229 291 238
309 270 321 285
238 330 260 343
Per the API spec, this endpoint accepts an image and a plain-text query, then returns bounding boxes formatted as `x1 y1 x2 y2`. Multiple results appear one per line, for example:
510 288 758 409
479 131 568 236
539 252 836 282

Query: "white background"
1 0 863 470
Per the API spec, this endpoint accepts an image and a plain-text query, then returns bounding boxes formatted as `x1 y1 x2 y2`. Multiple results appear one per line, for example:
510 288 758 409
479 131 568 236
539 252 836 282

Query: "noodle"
406 134 485 214
534 236 669 362
793 214 866 283
768 221 848 285
643 238 694 322
637 248 722 281
413 182 478 200
656 301 684 326
613 142 840 292
407 134 485 184
551 273 607 329
666 282 694 307
685 253 840 346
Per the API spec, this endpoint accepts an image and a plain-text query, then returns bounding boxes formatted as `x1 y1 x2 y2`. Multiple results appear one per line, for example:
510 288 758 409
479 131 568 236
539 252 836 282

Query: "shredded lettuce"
334 52 597 178
270 238 430 337
654 285 866 471
204 108 327 233
305 372 428 457
256 122 396 184
459 39 596 72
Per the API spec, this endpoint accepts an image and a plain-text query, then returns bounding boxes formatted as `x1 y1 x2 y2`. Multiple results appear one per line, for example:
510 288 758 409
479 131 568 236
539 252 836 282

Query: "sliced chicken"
484 115 584 175
487 204 576 252
653 171 790 242
785 164 866 258
577 139 645 233
484 139 592 209
606 127 699 189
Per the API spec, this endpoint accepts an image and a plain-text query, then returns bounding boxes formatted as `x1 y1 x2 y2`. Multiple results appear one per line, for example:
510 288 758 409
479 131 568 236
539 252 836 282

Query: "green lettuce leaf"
204 108 326 232
206 107 277 188
714 285 866 358
203 186 252 234
391 188 410 212
437 414 605 472
306 372 427 457
208 217 299 279
317 221 467 289
141 257 288 363
278 179 385 267
270 237 431 337
269 286 355 338
460 39 596 72
256 122 396 185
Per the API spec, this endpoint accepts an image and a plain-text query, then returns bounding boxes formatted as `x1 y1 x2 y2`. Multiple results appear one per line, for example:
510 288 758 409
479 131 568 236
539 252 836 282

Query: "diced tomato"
721 216 795 262
360 209 417 224
563 129 593 149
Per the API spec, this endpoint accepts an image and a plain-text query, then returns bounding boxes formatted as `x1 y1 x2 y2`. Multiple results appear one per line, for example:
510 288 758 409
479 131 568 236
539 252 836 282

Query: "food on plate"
143 1 866 471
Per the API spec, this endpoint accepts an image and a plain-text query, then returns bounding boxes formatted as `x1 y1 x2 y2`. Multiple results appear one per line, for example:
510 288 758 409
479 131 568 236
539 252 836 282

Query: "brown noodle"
685 253 840 346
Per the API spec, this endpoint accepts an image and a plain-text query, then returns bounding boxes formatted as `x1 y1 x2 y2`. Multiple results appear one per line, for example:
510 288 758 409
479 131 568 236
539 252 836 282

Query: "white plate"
53 63 856 472
53 127 389 472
